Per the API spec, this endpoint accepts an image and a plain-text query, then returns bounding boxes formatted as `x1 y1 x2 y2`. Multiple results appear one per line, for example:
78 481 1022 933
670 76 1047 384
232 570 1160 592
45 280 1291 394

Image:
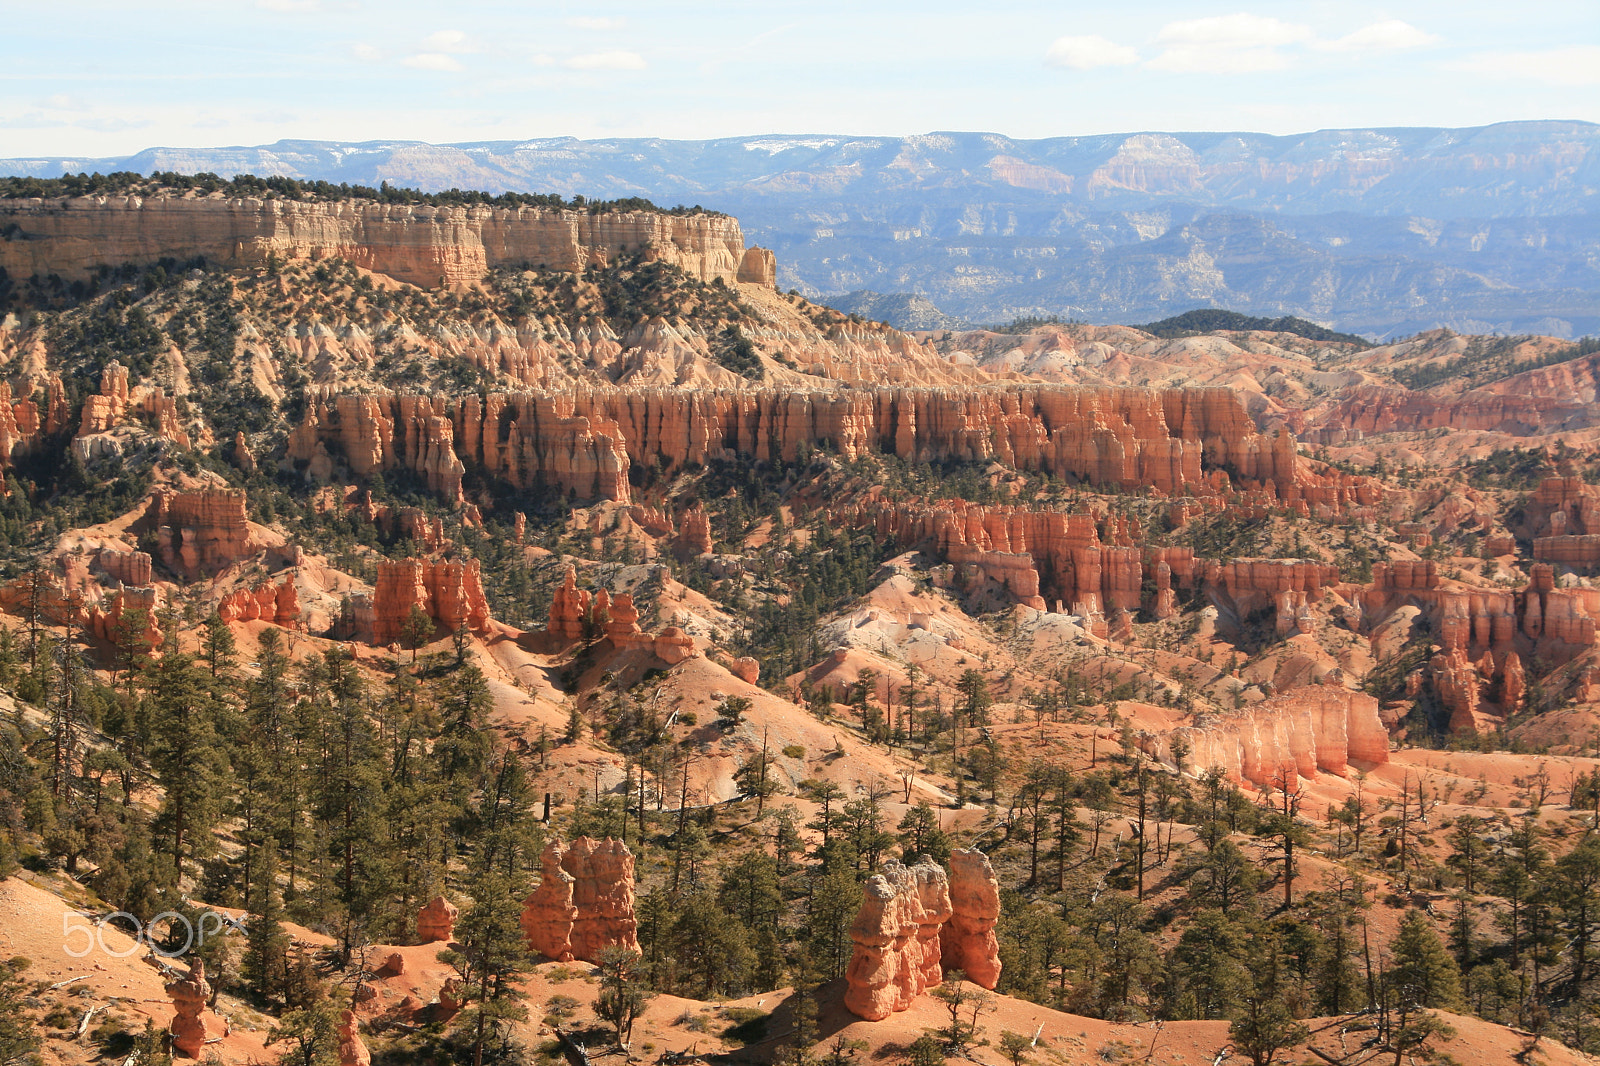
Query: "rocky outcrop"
146 488 254 579
1205 559 1339 638
416 896 458 943
0 194 769 290
88 586 163 650
0 380 44 474
653 626 697 665
519 837 638 964
545 566 591 642
543 566 697 663
1140 688 1389 789
730 656 760 684
1527 477 1600 538
941 850 1002 990
566 837 640 961
72 361 191 461
96 548 152 587
1534 535 1600 569
844 860 952 1021
848 496 1201 632
371 558 489 646
1431 647 1484 734
1306 386 1584 442
164 959 212 1057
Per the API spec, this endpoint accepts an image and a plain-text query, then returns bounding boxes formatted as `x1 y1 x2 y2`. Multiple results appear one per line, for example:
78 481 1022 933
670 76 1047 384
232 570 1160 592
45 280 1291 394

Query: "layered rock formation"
843 860 952 1021
145 488 255 579
545 566 592 643
371 558 489 647
164 959 212 1057
653 626 698 665
519 837 639 964
675 502 714 557
1139 688 1389 790
416 896 458 943
848 495 1341 636
1305 385 1583 442
940 850 1002 991
1528 477 1600 538
848 496 1197 631
1358 557 1600 718
0 194 773 290
88 586 163 650
287 384 1365 507
96 548 152 587
0 379 47 474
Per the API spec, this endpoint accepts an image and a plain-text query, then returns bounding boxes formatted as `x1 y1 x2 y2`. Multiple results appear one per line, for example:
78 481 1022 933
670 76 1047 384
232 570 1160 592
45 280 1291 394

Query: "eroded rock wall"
288 384 1352 506
1140 688 1389 790
371 558 489 646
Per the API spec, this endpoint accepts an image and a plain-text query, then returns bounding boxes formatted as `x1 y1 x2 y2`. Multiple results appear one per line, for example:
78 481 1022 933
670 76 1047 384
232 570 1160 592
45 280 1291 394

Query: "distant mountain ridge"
4 121 1598 338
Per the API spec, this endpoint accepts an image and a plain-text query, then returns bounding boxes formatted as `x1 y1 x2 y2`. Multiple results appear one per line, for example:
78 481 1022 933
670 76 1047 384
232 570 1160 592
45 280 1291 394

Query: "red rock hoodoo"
372 558 490 647
288 385 1368 508
145 488 255 579
519 836 639 964
164 958 212 1058
843 859 952 1021
941 850 1003 991
416 896 458 943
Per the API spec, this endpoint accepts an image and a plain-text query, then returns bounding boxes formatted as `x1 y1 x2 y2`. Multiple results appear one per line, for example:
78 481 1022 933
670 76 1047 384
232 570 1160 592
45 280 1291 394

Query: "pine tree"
1388 909 1462 1011
443 868 532 1066
201 610 237 679
596 946 653 1044
244 841 291 1003
143 647 228 877
1168 910 1249 1019
268 1000 341 1066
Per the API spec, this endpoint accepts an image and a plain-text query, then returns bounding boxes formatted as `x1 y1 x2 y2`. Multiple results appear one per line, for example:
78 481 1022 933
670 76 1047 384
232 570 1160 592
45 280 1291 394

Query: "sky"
1 0 1597 157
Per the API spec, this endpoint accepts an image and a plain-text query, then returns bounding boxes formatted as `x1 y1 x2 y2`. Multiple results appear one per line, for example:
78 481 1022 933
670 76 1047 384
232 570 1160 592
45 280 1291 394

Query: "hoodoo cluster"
844 849 1003 1021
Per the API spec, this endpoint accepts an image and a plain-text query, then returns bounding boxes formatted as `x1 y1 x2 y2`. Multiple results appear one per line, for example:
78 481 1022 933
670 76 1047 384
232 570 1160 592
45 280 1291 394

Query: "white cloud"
1157 13 1310 49
1150 12 1310 73
1451 45 1600 86
350 43 382 62
565 50 647 71
256 0 318 11
422 30 471 53
565 16 625 31
1045 35 1139 70
1318 19 1438 53
403 53 463 72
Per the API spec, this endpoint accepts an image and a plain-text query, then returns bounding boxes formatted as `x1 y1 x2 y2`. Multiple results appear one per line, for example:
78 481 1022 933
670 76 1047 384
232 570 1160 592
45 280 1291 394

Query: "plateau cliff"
0 193 775 290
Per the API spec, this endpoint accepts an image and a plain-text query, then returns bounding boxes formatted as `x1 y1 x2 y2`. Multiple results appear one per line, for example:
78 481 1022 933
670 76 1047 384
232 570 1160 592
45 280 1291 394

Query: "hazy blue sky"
2 0 1597 156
